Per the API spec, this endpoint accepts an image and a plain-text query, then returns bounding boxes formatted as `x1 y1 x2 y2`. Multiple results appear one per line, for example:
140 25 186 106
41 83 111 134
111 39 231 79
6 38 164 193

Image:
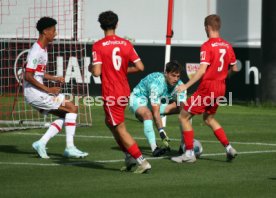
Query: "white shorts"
25 92 65 114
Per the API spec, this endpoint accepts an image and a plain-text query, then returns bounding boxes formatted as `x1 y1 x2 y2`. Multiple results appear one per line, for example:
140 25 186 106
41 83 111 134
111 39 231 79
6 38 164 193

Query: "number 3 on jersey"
112 47 122 70
218 48 226 72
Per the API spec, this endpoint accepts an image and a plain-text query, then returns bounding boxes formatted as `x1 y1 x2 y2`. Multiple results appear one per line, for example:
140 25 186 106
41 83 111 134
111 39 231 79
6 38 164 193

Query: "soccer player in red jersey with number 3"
171 14 239 163
89 11 151 173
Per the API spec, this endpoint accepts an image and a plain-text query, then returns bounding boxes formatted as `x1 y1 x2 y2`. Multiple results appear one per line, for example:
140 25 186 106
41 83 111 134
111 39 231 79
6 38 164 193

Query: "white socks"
185 149 195 157
40 118 64 145
65 113 77 148
150 144 157 152
225 144 232 152
136 156 145 165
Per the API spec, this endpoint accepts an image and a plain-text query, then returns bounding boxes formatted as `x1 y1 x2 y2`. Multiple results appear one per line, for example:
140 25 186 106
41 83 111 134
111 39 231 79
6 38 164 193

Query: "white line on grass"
8 132 276 147
197 140 276 147
106 150 276 162
1 150 276 167
0 162 60 166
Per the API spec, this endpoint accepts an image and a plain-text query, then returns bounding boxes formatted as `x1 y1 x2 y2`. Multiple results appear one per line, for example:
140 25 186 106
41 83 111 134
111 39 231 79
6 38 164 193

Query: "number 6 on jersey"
112 47 122 70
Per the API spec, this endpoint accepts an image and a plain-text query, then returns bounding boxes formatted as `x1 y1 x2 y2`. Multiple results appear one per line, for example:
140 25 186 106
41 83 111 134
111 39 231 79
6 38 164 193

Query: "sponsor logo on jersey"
211 42 229 48
102 40 127 46
36 64 46 72
92 52 97 61
200 51 206 60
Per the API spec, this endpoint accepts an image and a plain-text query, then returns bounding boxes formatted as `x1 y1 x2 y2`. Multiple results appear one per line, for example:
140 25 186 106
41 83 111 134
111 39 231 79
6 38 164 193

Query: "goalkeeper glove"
158 128 170 150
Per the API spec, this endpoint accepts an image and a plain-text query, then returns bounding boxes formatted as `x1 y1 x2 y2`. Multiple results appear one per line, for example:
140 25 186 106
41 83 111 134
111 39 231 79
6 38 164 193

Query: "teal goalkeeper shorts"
129 93 167 115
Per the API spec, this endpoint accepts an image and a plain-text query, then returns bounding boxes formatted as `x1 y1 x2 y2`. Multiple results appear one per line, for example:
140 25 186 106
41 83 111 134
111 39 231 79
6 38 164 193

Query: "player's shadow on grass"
48 155 119 172
111 145 179 159
110 145 155 157
198 157 231 163
0 145 35 155
53 158 117 171
268 177 276 180
110 146 234 164
0 145 123 172
0 145 66 159
0 145 67 162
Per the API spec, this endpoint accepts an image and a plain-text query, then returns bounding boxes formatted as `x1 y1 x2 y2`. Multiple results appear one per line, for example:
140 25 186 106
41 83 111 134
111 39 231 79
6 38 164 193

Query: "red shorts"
103 100 128 126
184 80 226 115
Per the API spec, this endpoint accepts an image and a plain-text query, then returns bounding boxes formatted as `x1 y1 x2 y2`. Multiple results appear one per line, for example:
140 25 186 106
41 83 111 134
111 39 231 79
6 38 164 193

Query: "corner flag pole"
164 0 174 69
162 0 174 127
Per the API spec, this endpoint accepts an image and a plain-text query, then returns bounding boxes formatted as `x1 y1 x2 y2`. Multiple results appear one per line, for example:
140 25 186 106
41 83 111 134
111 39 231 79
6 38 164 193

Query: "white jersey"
24 41 64 111
24 41 48 101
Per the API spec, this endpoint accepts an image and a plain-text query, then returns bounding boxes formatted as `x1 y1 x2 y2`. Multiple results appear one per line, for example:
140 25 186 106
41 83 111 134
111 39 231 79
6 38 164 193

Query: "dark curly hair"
165 60 183 74
36 17 57 34
98 11 118 31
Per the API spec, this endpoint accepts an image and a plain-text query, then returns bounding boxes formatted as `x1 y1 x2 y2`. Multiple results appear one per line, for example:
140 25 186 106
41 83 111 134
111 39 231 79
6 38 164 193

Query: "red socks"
115 140 143 161
182 128 229 150
182 130 194 150
127 143 142 159
214 128 229 146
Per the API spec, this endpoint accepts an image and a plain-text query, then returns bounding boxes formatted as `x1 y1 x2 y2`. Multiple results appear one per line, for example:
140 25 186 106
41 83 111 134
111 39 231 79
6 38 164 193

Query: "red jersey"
200 37 236 81
92 35 140 100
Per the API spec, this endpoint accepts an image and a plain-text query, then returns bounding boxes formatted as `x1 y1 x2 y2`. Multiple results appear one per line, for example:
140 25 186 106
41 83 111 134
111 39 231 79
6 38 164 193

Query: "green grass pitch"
0 105 276 198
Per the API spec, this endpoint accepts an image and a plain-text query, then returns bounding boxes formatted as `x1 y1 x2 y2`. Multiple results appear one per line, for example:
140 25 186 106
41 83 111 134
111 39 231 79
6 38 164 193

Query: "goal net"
0 0 92 131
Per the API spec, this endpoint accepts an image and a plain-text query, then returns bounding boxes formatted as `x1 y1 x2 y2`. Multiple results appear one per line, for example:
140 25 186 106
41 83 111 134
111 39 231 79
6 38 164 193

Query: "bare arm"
88 63 102 77
44 73 65 83
228 64 239 78
151 104 163 129
127 60 144 73
44 73 56 81
25 72 60 95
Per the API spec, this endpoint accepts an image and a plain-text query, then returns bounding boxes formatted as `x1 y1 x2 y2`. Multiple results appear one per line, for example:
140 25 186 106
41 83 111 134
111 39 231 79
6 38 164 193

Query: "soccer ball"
193 139 203 158
180 139 203 158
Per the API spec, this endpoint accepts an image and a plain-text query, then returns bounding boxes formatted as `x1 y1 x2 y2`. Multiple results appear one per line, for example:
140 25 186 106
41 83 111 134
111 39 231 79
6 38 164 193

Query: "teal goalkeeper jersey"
132 72 187 104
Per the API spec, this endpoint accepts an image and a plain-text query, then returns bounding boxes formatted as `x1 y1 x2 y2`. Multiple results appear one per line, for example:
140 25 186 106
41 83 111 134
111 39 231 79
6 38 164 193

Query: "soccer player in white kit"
24 17 88 159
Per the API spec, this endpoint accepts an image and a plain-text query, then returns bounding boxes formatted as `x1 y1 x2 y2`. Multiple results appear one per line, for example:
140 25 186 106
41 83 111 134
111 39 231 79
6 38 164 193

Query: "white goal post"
0 0 92 131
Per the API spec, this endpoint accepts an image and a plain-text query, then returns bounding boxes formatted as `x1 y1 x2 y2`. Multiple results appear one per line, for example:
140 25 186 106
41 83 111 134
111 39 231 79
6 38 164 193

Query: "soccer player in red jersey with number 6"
171 14 239 163
89 11 151 173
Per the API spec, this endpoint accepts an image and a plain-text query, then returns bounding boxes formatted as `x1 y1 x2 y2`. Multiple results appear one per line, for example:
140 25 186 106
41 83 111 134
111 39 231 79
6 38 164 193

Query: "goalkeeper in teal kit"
129 60 187 157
